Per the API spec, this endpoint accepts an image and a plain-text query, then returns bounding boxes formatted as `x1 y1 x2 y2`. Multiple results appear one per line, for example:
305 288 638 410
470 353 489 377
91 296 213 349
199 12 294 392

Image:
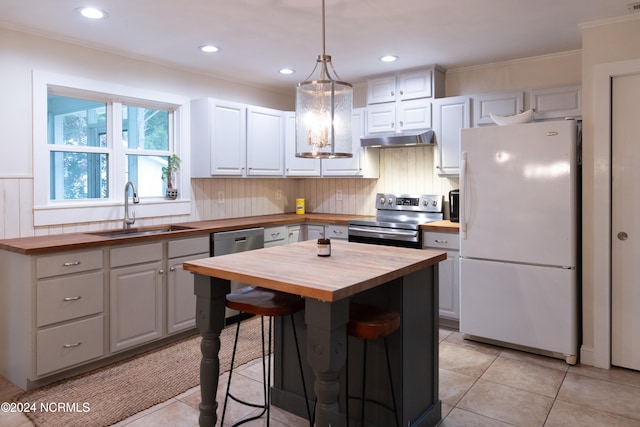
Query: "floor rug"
12 316 265 427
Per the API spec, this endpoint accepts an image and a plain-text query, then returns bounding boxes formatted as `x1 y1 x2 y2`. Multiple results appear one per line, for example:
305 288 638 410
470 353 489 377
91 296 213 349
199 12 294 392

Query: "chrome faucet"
124 181 140 229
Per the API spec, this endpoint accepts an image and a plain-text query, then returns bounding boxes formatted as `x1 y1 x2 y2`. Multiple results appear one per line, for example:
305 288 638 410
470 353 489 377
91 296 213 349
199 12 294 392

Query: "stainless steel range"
348 193 444 248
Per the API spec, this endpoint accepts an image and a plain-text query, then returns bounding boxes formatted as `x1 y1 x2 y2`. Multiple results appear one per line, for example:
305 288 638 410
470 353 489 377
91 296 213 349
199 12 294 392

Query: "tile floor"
3 327 640 426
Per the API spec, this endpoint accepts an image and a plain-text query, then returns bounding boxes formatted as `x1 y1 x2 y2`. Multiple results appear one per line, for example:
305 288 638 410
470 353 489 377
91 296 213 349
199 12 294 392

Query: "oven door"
348 224 422 248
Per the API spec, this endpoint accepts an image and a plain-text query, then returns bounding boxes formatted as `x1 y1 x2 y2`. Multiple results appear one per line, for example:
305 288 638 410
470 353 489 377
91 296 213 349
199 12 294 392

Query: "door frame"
592 58 640 368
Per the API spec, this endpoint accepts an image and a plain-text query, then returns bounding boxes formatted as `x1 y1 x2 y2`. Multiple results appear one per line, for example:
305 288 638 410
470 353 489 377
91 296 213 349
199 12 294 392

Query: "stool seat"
348 303 400 340
346 303 400 427
226 285 304 316
222 285 311 427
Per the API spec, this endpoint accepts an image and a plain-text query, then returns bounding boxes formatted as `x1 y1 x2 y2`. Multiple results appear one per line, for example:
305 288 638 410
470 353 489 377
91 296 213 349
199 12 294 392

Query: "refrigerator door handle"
460 151 467 239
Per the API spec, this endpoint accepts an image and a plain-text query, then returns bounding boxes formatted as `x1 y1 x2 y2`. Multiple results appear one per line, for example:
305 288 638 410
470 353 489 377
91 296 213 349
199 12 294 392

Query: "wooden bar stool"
346 303 400 427
221 285 312 427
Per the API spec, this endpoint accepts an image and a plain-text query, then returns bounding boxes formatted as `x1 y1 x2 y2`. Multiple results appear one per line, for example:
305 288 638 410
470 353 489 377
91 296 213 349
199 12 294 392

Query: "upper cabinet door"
473 91 524 126
530 84 582 120
433 96 471 176
246 106 284 176
397 99 432 131
211 101 247 176
366 103 396 133
398 69 433 101
190 98 247 177
322 108 377 177
367 75 397 104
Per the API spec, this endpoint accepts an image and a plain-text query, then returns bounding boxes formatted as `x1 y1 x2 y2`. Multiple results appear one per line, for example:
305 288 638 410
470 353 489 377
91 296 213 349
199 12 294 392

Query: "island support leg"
194 274 230 427
304 298 349 427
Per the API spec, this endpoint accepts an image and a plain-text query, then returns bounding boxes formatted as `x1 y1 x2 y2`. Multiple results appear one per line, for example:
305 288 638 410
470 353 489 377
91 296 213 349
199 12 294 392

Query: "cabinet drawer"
36 315 104 376
168 235 209 258
425 232 459 251
36 250 103 279
326 225 348 240
264 226 287 244
110 242 162 268
37 271 104 327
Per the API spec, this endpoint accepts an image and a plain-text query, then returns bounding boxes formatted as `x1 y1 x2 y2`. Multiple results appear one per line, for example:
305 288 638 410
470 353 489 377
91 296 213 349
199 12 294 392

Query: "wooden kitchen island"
183 239 446 427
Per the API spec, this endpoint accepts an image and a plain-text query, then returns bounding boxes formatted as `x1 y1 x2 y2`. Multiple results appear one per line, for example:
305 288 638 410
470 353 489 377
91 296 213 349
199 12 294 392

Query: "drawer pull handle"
332 230 343 236
63 296 82 301
63 342 82 348
63 261 81 266
434 239 448 244
271 232 280 237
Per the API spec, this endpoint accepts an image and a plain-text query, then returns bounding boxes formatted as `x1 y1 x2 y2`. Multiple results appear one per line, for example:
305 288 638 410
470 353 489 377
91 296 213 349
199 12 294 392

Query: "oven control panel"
375 193 443 212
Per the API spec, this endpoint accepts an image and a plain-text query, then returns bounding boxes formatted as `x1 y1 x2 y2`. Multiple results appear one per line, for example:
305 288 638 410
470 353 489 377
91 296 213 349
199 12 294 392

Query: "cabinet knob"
170 267 176 272
399 121 404 127
159 269 164 274
400 90 404 95
390 91 395 97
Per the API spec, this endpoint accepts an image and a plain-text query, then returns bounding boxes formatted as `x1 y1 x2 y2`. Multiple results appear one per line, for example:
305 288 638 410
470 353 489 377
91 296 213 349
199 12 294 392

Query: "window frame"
33 70 191 227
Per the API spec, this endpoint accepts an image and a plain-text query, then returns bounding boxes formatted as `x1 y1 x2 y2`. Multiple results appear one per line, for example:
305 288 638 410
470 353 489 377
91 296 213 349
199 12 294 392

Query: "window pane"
123 105 169 151
50 152 108 200
126 155 169 198
48 95 107 147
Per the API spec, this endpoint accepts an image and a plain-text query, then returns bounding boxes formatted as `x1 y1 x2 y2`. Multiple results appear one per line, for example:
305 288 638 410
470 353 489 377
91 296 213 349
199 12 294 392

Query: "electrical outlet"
218 191 225 204
336 190 343 201
276 190 282 200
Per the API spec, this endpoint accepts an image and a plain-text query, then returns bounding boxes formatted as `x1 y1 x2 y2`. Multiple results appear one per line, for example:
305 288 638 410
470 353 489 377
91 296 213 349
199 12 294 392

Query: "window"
33 71 191 227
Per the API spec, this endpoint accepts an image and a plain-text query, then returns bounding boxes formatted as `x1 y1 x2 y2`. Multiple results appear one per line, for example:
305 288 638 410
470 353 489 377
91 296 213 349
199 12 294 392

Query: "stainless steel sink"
87 225 195 238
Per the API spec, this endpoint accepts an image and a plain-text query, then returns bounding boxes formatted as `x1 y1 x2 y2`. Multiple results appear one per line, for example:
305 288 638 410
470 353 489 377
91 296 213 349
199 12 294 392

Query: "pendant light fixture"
295 0 353 158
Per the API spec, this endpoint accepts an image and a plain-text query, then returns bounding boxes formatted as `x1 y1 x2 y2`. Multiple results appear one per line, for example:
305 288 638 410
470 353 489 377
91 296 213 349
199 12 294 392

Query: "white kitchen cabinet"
166 236 209 334
322 108 379 177
367 67 445 104
366 99 432 134
473 91 525 126
264 225 288 247
284 108 378 178
288 225 302 243
326 225 348 240
433 96 471 176
191 99 285 178
530 84 581 120
424 231 460 326
191 98 247 177
284 111 321 177
246 106 284 176
109 242 164 353
34 249 105 377
305 224 325 241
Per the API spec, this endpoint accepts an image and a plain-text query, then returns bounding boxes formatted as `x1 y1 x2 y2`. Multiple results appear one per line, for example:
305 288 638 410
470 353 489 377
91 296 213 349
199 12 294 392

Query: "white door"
611 73 640 371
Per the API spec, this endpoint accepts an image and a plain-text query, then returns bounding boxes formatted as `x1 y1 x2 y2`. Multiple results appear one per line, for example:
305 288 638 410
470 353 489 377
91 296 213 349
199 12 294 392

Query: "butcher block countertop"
183 239 446 302
0 213 369 255
421 220 460 233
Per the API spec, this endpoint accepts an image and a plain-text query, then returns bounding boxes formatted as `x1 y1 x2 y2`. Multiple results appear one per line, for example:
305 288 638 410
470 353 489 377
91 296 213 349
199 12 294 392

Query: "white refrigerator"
459 119 578 364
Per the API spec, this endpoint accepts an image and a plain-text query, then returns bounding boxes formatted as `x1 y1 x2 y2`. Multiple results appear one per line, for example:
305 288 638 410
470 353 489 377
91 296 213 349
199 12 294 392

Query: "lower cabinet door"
167 253 208 334
110 261 163 352
438 250 460 321
36 315 104 376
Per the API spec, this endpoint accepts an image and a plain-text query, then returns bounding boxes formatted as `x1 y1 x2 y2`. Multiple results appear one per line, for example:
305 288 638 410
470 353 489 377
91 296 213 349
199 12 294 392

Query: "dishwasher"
211 227 264 323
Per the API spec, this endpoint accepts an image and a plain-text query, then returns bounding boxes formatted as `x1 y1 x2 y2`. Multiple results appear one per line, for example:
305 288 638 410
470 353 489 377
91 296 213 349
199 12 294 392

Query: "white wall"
0 27 293 238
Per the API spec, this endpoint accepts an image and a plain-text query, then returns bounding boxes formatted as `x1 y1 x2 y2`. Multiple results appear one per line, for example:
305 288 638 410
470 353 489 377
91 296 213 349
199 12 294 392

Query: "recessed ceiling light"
380 55 399 63
77 7 107 19
279 68 295 75
199 45 219 53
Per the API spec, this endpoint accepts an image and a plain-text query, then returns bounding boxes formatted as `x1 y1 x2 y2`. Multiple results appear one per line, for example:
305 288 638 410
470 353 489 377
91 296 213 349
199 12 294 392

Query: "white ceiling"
0 0 636 95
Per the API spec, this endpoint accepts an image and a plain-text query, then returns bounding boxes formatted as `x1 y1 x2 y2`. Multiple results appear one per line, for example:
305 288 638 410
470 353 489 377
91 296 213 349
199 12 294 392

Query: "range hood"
360 129 435 148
